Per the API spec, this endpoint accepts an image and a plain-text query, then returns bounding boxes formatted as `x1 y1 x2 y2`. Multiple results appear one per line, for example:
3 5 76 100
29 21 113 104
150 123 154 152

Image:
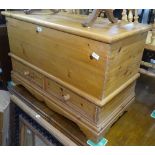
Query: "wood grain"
7 18 108 99
11 70 136 142
3 11 150 142
7 18 147 100
2 11 151 43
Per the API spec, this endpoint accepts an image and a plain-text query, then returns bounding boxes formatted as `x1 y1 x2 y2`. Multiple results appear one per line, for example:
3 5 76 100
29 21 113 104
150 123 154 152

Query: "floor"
105 74 155 146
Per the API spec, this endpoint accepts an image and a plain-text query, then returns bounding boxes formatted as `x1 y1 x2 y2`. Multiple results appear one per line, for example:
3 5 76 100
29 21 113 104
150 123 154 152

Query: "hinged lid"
2 11 151 43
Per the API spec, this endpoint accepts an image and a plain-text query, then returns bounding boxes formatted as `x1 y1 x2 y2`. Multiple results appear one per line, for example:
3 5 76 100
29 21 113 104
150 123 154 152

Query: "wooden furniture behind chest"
2 11 150 143
0 90 10 145
0 24 11 88
9 86 87 146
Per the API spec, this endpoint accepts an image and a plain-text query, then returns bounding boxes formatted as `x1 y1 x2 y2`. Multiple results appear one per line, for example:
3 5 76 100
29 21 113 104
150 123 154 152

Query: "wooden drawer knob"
24 71 30 76
63 94 70 101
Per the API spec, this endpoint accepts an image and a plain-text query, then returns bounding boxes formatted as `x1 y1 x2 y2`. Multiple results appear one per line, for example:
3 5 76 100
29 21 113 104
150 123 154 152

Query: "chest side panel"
104 33 147 97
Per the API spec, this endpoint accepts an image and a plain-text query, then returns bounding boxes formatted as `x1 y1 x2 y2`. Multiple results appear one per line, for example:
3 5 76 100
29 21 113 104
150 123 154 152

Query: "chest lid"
2 10 151 43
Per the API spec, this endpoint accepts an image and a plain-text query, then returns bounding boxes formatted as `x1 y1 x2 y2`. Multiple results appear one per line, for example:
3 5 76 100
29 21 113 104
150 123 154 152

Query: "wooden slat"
141 61 155 69
139 68 155 78
145 43 155 52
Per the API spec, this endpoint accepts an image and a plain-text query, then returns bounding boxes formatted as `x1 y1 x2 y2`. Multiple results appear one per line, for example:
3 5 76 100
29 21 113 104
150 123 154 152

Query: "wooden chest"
2 11 150 143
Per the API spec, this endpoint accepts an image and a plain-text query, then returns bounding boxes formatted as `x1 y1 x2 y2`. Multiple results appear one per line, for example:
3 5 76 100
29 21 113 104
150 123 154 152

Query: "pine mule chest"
2 11 150 143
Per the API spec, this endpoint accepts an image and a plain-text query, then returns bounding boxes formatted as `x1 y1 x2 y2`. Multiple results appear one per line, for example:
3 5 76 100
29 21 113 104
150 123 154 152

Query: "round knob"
24 71 30 76
63 94 70 101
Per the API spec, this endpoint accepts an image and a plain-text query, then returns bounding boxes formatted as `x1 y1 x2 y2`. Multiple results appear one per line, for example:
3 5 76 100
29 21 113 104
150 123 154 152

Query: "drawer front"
45 77 97 122
7 17 109 99
12 59 44 89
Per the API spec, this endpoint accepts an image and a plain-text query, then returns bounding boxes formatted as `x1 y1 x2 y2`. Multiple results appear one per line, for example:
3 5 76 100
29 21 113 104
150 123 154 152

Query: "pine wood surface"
6 17 147 100
3 11 150 142
2 11 151 43
11 70 135 142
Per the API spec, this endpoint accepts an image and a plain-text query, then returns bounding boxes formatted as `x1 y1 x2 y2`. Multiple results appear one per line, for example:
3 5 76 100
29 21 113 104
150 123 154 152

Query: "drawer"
12 59 44 89
45 78 97 122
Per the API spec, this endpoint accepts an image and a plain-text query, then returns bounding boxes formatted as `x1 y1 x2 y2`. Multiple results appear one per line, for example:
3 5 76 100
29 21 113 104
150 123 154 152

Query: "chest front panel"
7 18 109 99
